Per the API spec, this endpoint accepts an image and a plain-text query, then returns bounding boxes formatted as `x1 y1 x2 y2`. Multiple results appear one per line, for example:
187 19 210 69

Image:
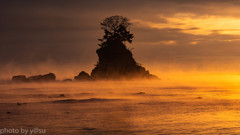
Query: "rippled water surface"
1 81 240 135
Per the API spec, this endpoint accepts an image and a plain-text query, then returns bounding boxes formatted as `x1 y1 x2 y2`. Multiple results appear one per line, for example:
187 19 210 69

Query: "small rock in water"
17 102 27 105
12 75 27 82
74 71 91 81
48 94 65 98
136 92 146 95
59 94 65 97
82 128 96 131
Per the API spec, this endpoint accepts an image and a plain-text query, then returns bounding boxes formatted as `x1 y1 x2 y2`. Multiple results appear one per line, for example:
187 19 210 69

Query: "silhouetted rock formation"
74 71 91 81
90 15 157 80
12 73 56 82
91 40 158 80
41 73 56 81
27 73 56 82
12 75 27 82
28 75 42 81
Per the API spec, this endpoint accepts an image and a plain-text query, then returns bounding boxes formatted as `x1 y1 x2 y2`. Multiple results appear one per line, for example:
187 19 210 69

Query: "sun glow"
133 13 240 35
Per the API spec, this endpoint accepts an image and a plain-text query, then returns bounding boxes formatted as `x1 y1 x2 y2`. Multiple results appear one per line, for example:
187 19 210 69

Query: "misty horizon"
2 0 240 80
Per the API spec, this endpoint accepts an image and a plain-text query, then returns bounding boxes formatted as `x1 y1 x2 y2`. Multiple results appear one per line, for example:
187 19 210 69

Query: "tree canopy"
98 15 134 47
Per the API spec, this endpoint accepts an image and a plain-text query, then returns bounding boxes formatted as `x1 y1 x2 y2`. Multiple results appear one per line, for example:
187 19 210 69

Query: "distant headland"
11 16 158 82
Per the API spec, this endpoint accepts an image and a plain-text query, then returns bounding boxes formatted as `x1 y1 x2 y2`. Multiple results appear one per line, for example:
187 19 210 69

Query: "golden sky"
1 0 240 80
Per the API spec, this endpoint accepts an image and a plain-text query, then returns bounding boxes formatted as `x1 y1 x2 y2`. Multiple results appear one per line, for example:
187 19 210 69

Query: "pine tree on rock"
91 15 158 80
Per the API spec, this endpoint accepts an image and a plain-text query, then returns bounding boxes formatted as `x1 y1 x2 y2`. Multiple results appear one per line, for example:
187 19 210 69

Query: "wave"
50 98 122 103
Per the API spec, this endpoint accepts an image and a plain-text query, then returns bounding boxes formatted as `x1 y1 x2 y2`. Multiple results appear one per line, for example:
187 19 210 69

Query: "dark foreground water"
1 81 240 135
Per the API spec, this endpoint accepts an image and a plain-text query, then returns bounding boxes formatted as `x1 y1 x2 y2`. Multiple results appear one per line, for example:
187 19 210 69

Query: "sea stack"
91 15 158 80
91 40 157 79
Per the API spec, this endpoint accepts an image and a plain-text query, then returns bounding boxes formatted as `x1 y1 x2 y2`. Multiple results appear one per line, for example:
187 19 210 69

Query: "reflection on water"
1 81 240 134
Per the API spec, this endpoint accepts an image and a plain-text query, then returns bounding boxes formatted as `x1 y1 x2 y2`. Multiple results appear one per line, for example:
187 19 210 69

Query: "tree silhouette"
98 15 134 47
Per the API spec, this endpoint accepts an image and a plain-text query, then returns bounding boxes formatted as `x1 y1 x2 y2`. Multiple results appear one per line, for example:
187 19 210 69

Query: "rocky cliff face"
91 40 158 80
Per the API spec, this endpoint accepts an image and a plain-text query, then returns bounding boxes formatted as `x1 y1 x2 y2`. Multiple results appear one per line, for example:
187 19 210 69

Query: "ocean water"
1 81 240 135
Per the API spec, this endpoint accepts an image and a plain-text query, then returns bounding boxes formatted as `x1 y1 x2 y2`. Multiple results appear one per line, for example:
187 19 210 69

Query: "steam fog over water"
1 81 240 134
3 0 240 134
